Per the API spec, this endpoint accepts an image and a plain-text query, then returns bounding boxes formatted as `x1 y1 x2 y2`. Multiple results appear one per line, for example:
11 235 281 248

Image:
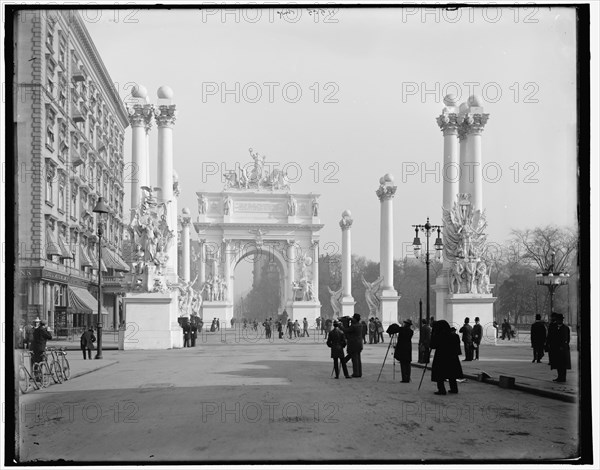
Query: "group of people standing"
326 313 364 379
530 312 571 382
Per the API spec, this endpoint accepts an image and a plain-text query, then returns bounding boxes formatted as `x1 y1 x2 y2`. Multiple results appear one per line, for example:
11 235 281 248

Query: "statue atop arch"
222 148 291 191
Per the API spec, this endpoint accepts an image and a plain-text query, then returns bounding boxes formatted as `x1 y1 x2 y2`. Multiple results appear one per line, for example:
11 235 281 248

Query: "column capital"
339 213 353 230
436 112 459 136
181 215 192 227
376 184 397 201
154 104 177 127
460 112 489 136
126 103 154 127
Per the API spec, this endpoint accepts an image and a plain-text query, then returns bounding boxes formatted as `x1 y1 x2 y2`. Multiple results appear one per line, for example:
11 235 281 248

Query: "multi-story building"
14 10 129 333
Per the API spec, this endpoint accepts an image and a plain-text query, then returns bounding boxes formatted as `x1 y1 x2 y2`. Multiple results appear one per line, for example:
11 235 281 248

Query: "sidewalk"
410 344 578 403
18 330 579 402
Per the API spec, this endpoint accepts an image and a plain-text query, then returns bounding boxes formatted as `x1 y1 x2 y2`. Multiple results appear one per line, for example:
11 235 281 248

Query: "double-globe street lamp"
412 218 444 327
536 250 570 322
92 196 110 360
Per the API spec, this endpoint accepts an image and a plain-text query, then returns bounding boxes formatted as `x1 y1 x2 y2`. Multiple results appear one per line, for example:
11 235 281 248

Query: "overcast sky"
84 5 578 263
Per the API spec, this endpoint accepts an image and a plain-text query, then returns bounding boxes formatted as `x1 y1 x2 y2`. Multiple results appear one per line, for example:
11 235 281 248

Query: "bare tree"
510 225 578 272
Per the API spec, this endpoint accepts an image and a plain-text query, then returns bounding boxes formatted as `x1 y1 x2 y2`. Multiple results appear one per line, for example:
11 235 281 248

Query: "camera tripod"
376 333 398 382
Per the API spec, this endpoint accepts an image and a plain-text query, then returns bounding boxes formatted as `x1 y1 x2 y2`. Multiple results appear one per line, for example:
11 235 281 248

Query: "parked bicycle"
55 347 70 380
18 351 49 393
44 347 64 384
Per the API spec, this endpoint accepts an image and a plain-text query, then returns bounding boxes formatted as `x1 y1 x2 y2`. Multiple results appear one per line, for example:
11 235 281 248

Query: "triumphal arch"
193 149 323 325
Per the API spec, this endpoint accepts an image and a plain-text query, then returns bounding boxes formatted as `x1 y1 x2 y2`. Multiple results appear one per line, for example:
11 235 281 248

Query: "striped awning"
45 228 62 256
102 247 130 272
80 245 93 267
67 286 108 315
88 246 108 272
58 235 73 259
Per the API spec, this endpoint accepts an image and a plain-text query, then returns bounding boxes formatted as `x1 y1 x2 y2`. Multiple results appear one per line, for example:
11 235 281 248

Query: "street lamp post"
412 218 443 325
93 196 110 360
536 251 570 322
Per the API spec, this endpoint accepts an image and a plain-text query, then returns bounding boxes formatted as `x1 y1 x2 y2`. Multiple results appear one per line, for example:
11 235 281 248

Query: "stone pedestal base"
445 294 497 344
379 290 400 328
287 300 321 324
121 292 183 350
341 297 356 317
201 301 233 328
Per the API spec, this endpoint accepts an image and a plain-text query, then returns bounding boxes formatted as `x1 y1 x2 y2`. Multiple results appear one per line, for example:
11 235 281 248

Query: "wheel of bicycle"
39 362 51 388
52 361 64 384
18 366 31 394
32 363 45 388
61 356 71 380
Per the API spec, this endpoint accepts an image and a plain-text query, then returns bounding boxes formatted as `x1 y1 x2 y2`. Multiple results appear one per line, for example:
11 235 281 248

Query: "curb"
411 362 576 403
69 360 119 380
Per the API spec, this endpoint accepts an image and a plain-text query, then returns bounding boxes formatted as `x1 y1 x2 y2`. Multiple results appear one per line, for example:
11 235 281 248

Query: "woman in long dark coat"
430 320 463 395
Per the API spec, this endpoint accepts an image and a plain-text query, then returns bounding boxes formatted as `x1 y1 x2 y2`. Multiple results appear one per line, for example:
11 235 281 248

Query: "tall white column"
223 239 231 302
312 240 319 300
127 107 146 211
287 240 296 304
463 96 489 213
181 208 191 282
377 175 400 326
339 211 355 315
437 95 460 212
198 240 206 285
154 87 177 280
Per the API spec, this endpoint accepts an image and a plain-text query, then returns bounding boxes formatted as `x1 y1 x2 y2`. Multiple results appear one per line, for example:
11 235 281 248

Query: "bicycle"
44 348 64 384
55 347 70 380
18 351 49 393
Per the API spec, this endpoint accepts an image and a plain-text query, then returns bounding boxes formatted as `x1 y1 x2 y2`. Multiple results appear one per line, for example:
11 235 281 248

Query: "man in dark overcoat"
343 313 364 377
32 321 52 364
394 319 414 382
327 321 351 379
418 319 431 364
190 321 198 347
80 327 96 359
530 313 547 363
459 317 474 361
430 320 463 395
182 322 191 347
546 313 571 382
472 317 483 360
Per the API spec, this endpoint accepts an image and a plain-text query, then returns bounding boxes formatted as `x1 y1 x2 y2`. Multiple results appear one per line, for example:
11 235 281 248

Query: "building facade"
14 10 130 334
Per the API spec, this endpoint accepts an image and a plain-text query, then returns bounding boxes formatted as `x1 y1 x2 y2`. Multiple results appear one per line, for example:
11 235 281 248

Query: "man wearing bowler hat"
394 319 414 383
343 313 364 377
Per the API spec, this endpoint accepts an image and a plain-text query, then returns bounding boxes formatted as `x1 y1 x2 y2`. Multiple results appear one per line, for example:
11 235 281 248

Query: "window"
45 107 56 151
58 174 65 211
54 285 65 306
46 75 54 95
46 29 54 51
71 187 77 218
45 164 55 203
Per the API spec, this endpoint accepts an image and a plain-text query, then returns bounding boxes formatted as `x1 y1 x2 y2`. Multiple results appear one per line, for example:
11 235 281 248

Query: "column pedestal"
379 290 400 328
120 291 183 350
445 294 497 343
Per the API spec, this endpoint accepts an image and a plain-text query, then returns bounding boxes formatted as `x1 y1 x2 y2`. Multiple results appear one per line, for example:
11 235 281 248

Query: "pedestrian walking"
263 318 272 339
375 317 385 343
303 318 309 337
293 320 300 338
183 322 191 347
430 320 463 395
324 318 333 340
190 321 198 347
287 319 294 339
459 317 474 361
80 327 96 359
343 313 363 377
316 316 321 333
418 319 431 364
368 318 377 344
216 318 220 331
24 321 35 350
327 321 351 379
394 319 414 382
361 320 368 344
530 313 547 363
472 317 483 360
546 313 571 382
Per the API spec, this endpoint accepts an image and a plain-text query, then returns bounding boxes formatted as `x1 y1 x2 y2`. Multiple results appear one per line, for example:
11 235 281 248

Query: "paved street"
16 331 579 463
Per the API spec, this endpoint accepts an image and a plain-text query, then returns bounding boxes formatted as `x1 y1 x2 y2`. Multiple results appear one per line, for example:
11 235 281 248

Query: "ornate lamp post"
93 196 110 360
412 218 443 324
536 251 570 321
